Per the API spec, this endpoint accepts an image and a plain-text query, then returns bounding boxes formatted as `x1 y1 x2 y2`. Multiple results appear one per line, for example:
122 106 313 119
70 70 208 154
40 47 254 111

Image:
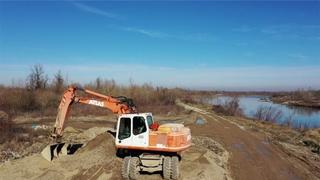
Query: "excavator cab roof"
119 112 152 118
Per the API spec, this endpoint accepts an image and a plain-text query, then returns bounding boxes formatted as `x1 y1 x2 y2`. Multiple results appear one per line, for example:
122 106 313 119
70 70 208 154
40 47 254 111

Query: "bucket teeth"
41 143 84 161
41 143 65 161
61 145 68 156
41 145 52 161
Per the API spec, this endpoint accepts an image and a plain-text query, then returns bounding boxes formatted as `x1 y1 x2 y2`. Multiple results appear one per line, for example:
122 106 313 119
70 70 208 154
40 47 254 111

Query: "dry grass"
0 64 217 117
0 110 50 162
254 105 283 123
0 111 12 144
0 79 208 117
0 129 49 161
211 97 243 116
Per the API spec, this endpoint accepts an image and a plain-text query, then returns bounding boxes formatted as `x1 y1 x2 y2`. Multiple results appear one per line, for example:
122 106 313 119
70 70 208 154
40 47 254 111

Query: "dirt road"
179 102 318 180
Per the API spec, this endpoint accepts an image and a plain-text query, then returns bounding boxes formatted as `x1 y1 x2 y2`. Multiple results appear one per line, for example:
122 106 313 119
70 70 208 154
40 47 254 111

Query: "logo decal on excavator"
88 100 104 107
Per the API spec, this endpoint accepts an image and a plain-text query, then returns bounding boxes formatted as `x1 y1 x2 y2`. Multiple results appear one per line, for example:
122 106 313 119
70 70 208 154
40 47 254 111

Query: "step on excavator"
41 85 191 180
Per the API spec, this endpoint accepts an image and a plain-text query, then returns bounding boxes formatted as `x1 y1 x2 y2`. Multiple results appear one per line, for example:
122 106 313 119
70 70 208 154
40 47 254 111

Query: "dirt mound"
63 127 113 143
64 127 81 133
77 133 115 154
0 124 232 180
0 128 121 180
81 127 113 141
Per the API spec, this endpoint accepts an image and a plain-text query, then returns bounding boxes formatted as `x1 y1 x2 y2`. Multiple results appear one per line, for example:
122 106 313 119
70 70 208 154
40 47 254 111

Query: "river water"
209 96 320 129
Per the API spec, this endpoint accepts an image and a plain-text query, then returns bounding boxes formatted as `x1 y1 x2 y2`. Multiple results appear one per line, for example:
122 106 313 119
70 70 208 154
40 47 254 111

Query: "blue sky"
0 1 319 91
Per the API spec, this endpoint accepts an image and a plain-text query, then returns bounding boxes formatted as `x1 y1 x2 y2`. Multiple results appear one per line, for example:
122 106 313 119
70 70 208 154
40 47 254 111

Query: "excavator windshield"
133 116 147 135
118 117 131 140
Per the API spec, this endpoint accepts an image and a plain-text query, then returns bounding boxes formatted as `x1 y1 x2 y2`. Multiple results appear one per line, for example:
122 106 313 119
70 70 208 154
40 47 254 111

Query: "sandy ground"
1 102 319 180
0 114 231 180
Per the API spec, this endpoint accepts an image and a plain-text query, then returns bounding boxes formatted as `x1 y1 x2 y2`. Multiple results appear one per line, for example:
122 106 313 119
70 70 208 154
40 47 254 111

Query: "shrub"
0 111 12 144
1 64 212 116
254 106 283 122
0 87 41 115
212 97 243 116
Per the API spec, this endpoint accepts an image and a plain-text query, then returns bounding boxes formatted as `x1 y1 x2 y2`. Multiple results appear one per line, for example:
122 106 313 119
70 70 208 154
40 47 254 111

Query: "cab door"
131 116 148 147
116 117 132 146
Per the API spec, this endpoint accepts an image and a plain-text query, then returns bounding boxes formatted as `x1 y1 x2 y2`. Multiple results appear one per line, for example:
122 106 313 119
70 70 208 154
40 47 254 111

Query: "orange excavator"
42 85 191 180
50 85 137 139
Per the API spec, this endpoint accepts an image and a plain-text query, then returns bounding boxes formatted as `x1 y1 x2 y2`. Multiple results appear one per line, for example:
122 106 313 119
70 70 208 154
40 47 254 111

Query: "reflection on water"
286 105 319 116
209 96 320 129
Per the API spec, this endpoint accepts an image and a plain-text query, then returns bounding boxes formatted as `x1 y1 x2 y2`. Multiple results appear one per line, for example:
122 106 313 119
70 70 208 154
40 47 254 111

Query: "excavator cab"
116 113 191 179
116 113 153 148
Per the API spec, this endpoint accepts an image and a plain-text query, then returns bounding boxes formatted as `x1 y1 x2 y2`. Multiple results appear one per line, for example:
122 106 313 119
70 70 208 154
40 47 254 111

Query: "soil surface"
0 103 319 180
178 102 319 180
0 114 231 180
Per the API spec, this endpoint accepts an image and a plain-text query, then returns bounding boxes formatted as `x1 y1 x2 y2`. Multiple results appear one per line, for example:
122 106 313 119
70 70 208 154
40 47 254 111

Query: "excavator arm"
52 85 137 138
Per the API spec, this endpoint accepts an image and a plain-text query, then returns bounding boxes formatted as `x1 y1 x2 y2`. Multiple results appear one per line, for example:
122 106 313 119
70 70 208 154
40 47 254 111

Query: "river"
209 96 320 129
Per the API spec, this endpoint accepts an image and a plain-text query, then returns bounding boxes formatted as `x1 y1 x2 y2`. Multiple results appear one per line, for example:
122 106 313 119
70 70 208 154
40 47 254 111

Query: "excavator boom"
42 85 137 161
52 85 136 138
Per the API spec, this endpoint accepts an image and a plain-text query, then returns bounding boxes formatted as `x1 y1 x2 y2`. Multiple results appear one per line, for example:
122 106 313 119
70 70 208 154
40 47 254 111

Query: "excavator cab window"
118 117 131 140
146 115 153 127
133 116 147 135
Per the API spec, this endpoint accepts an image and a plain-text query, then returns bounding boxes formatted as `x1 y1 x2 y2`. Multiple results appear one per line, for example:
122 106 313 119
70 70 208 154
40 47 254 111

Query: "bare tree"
53 70 64 93
26 64 48 90
95 77 102 90
104 79 116 94
224 97 242 116
254 106 282 122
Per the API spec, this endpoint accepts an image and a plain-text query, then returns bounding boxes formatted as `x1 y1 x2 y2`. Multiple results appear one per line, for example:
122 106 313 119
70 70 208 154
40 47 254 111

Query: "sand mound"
64 127 114 143
64 127 81 133
81 127 113 141
0 127 121 180
0 126 231 180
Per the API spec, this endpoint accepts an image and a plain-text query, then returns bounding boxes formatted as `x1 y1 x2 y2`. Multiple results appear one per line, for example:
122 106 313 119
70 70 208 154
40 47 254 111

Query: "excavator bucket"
41 143 83 161
41 143 65 161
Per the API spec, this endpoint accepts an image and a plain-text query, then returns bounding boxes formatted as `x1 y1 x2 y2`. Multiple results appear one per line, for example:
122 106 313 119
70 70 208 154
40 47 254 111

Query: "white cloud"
120 26 215 42
122 27 170 38
72 2 120 19
71 2 214 42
